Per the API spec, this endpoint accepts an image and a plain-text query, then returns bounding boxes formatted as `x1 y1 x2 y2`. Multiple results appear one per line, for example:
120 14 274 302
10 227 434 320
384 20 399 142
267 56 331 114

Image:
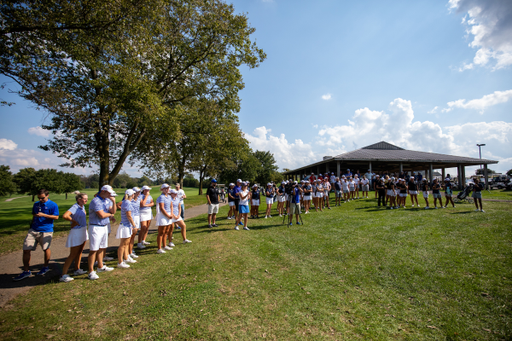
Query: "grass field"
0 187 206 256
0 195 510 340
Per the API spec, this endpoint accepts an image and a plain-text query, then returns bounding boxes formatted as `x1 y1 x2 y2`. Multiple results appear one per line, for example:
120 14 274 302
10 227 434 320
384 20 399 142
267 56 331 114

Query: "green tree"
1 0 265 190
62 172 84 199
0 165 17 196
507 169 512 176
253 150 280 185
14 168 66 201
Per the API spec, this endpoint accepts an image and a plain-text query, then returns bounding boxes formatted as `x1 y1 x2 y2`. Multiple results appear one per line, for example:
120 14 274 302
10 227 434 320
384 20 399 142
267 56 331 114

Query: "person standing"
432 179 442 209
175 183 187 220
128 187 141 259
206 179 220 228
334 177 342 206
14 189 59 281
303 180 312 213
235 182 251 230
233 179 242 225
323 178 331 209
227 183 236 219
288 182 303 226
472 178 484 212
250 184 261 219
376 178 386 207
138 185 154 249
156 184 173 254
87 186 116 280
408 177 419 207
277 181 286 216
117 189 137 269
59 193 89 282
169 189 191 243
361 175 369 199
443 178 455 208
421 179 431 209
264 183 274 218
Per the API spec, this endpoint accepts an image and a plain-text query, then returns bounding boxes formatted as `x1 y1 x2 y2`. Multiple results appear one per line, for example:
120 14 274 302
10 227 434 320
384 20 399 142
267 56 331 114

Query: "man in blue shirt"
233 179 242 225
14 189 59 281
288 181 303 226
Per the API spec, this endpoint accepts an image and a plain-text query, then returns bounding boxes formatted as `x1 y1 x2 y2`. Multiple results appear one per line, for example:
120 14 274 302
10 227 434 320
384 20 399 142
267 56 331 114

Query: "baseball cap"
229 183 234 186
294 181 298 184
132 187 141 192
211 179 217 183
100 185 112 192
141 185 152 190
170 189 177 194
160 183 169 189
236 179 242 183
108 189 118 196
125 189 135 196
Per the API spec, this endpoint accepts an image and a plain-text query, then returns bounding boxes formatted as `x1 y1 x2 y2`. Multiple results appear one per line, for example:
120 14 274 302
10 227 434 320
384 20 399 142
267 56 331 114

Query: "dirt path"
0 202 227 308
4 196 29 202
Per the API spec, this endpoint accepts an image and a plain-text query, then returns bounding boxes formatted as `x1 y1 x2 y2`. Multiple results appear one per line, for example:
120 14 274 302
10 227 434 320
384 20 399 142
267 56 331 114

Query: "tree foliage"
13 168 82 200
1 0 265 190
0 165 17 196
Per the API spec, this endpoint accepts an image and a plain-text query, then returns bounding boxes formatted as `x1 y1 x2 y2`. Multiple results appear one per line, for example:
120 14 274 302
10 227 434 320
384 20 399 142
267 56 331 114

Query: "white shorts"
88 224 108 251
228 201 235 207
399 193 408 197
409 190 418 195
116 223 132 239
423 191 429 198
343 189 349 194
140 209 152 222
349 188 355 192
362 185 369 191
208 204 219 214
387 190 396 197
266 197 273 205
312 193 316 198
65 226 89 248
317 192 323 198
107 222 111 234
172 217 183 224
278 195 286 203
133 216 140 229
251 199 260 206
303 195 311 201
156 213 171 226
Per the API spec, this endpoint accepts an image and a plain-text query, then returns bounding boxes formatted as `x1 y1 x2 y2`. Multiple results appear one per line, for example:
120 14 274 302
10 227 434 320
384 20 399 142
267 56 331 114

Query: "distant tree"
253 150 280 185
137 175 152 187
62 173 84 199
0 165 17 196
475 168 496 175
13 167 37 198
14 168 67 201
113 172 133 189
507 169 512 176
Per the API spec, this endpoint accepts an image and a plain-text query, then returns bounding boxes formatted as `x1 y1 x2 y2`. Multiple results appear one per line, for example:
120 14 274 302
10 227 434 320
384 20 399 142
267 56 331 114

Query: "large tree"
0 165 17 196
1 0 265 190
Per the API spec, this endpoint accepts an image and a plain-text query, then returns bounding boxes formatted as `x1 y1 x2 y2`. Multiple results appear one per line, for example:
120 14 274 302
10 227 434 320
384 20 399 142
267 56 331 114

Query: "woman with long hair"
60 193 89 282
408 177 419 207
227 183 236 219
421 179 431 209
138 185 154 249
361 175 369 199
277 181 286 216
264 183 274 218
168 189 191 244
250 184 260 219
236 182 251 230
116 189 137 268
303 180 312 213
156 184 173 254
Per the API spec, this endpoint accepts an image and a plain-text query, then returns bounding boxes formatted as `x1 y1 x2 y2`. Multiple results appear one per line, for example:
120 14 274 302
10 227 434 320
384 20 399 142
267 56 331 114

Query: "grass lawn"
0 196 510 340
0 187 205 256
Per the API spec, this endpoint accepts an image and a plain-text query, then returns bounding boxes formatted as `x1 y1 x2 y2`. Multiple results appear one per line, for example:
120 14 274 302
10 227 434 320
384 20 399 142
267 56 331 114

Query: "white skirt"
266 197 273 205
399 193 408 197
317 192 323 198
278 195 286 203
65 226 89 248
172 216 183 224
251 199 260 206
228 201 235 207
133 216 140 229
140 210 152 222
116 223 132 239
362 185 369 191
423 191 429 198
409 190 418 195
387 189 396 197
156 213 171 226
303 195 312 201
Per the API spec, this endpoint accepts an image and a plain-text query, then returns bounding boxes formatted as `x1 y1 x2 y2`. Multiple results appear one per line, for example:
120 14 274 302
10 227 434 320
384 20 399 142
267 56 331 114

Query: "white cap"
267 182 272 186
142 185 151 190
160 183 169 189
170 189 177 194
109 189 118 196
100 185 111 192
229 183 234 186
132 187 141 192
294 181 298 184
125 189 135 196
237 179 242 183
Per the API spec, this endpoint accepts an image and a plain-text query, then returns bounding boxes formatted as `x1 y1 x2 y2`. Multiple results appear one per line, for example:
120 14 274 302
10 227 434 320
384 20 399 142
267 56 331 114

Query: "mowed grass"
0 196 510 340
0 187 204 255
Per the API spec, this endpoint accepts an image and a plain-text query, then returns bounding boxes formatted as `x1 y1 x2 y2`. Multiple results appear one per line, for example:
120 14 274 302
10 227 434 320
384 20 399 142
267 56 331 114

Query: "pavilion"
283 141 498 189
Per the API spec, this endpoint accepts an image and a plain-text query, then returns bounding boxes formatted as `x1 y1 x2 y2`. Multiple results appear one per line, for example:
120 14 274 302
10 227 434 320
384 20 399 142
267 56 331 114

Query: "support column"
337 161 340 177
429 163 434 183
457 164 462 190
462 166 466 188
326 163 330 174
317 166 320 175
399 162 403 173
484 164 488 190
442 168 445 181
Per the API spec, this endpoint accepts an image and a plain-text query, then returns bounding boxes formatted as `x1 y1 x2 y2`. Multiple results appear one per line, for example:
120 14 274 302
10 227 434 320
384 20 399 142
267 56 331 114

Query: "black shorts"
234 199 240 211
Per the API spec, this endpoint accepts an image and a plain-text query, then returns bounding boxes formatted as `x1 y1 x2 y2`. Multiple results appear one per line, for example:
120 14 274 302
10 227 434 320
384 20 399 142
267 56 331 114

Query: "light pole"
477 144 485 169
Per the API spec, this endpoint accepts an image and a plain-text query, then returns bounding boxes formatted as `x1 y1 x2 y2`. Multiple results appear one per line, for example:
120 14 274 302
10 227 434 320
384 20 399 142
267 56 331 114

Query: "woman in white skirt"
156 184 173 253
323 178 331 209
60 193 89 282
227 183 236 220
128 187 141 259
303 180 312 214
264 183 274 218
316 179 324 212
354 175 360 199
277 181 286 217
117 189 137 268
138 185 154 248
250 184 260 219
168 189 191 244
421 179 430 209
361 176 370 198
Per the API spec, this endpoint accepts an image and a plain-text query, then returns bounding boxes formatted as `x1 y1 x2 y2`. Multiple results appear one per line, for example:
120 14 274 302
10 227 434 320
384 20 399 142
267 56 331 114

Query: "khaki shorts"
208 204 219 214
290 203 300 215
23 229 53 251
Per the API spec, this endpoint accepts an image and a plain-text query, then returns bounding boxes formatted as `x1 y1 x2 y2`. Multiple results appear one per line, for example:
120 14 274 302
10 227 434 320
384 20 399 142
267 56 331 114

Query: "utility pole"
477 144 485 169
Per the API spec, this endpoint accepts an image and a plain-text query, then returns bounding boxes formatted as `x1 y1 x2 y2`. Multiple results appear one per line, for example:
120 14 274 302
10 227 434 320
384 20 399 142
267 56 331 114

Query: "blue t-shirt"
171 197 180 217
251 189 260 201
233 186 241 200
140 194 153 212
89 196 112 226
292 187 300 204
67 203 86 229
32 199 59 232
156 194 171 214
228 188 235 202
120 200 133 226
131 197 141 216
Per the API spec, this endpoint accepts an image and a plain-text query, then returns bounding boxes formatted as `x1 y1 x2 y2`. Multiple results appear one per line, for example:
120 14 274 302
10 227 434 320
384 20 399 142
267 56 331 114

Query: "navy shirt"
251 189 260 201
32 199 59 232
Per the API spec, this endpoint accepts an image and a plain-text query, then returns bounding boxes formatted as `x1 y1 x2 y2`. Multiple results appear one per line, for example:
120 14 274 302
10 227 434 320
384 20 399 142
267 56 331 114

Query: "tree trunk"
198 169 204 195
178 154 186 189
32 194 35 201
65 192 68 200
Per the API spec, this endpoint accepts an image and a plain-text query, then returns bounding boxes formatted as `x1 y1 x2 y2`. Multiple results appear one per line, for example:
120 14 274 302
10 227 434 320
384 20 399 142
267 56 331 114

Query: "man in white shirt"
175 183 187 222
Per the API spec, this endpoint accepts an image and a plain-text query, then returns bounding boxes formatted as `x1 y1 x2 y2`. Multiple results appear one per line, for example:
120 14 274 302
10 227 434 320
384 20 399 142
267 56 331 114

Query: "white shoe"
130 253 139 259
443 206 446 208
143 241 150 245
168 242 175 247
265 216 268 219
418 205 421 207
475 209 480 212
425 207 429 209
125 257 137 264
73 269 87 276
60 274 74 283
268 215 272 218
137 243 145 249
234 226 239 230
243 226 250 230
157 249 166 254
227 216 232 220
164 246 173 250
103 256 114 261
183 239 192 243
97 265 114 272
480 209 485 212
117 262 130 268
88 271 99 280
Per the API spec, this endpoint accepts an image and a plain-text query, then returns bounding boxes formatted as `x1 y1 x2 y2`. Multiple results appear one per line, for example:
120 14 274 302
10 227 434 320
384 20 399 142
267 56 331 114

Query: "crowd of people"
14 169 485 282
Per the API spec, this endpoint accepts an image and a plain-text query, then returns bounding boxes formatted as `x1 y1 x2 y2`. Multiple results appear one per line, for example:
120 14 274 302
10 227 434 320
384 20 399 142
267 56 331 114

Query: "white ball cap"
160 183 169 189
132 187 141 192
100 185 112 192
170 189 177 194
125 189 135 196
141 185 152 190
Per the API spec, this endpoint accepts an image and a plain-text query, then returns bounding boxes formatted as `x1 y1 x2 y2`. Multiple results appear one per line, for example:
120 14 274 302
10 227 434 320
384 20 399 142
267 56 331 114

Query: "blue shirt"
67 203 86 229
156 194 171 214
171 197 180 216
292 187 300 204
131 197 141 216
140 194 153 212
32 199 59 232
121 200 133 226
228 188 235 202
233 185 241 199
251 189 260 201
89 196 112 226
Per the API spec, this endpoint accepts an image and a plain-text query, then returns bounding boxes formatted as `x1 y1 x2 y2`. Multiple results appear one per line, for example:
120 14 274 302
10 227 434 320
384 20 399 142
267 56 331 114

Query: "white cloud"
427 106 439 114
443 89 512 113
451 0 512 70
321 93 332 100
0 138 17 150
28 126 52 138
244 126 317 170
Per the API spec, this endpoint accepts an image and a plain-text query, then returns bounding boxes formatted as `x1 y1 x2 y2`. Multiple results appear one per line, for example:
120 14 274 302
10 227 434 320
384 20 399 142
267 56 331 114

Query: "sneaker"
103 256 114 261
125 256 137 264
168 242 175 247
390 207 393 210
243 226 250 230
164 246 173 250
117 262 130 269
74 269 87 276
435 207 438 209
37 266 50 276
475 209 480 212
268 215 272 218
176 226 181 230
328 207 331 210
183 239 192 243
481 209 485 212
279 214 282 217
296 222 301 225
305 211 309 214
97 265 114 272
157 249 166 254
265 215 268 219
212 224 218 227
13 271 31 281
453 205 456 208
227 216 232 220
207 224 212 228
289 222 293 226
418 205 421 207
143 241 150 245
137 243 146 249
60 274 74 283
234 226 239 230
88 271 99 280
130 253 139 259
239 222 243 225
425 206 429 209
443 206 446 208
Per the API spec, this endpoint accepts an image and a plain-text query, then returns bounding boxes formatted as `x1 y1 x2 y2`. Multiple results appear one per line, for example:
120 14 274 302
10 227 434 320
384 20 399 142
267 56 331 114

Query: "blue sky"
1 0 511 177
